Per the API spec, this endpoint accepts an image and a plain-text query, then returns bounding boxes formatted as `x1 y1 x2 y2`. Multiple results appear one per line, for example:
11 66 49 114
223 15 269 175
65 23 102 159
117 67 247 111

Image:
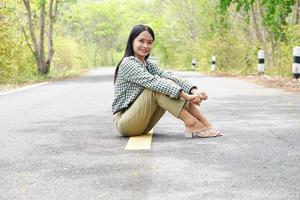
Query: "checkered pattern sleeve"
149 62 197 93
119 57 182 99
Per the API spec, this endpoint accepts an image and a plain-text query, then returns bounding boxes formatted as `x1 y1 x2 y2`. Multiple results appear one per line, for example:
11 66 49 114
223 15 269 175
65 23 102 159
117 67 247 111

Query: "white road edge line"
0 82 49 96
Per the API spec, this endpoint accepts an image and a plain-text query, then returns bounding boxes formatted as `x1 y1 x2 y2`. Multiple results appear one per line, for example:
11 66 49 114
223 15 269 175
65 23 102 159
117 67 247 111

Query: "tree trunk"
23 0 59 75
277 33 282 66
93 45 98 66
22 0 39 67
46 0 58 73
296 0 300 24
251 4 261 42
269 31 275 67
261 27 270 64
257 0 270 67
39 2 47 74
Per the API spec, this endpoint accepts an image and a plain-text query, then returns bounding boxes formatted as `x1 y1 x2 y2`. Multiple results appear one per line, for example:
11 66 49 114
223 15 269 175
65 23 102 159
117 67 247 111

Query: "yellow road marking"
125 129 153 150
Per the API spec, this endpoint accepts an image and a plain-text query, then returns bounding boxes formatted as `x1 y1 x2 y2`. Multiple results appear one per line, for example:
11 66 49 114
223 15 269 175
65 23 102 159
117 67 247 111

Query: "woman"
112 24 222 138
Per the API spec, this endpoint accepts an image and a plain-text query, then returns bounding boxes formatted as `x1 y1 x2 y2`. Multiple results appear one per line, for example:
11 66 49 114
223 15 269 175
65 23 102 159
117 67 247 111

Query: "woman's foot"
185 123 206 133
185 127 223 138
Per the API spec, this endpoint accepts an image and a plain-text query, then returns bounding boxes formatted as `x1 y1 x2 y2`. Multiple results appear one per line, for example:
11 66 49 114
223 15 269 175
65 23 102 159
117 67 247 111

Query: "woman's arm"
150 62 208 103
120 57 182 99
149 62 197 94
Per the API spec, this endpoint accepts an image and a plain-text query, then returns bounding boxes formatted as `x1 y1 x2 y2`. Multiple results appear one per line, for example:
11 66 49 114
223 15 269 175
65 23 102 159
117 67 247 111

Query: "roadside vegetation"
1 0 300 87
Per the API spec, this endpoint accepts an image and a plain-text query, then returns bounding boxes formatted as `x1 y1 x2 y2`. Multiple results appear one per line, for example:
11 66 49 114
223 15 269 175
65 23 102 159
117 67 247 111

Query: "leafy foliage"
1 0 300 85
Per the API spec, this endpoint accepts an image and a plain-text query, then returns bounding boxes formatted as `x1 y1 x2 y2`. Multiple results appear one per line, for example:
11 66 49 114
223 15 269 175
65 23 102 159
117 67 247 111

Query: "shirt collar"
131 56 149 67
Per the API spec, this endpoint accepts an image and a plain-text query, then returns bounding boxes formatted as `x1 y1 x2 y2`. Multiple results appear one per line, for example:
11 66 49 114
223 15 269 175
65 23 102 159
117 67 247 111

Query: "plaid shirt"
112 56 196 114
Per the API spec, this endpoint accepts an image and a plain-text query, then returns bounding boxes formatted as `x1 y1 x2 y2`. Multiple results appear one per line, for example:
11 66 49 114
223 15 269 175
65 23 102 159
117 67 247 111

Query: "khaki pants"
113 89 189 137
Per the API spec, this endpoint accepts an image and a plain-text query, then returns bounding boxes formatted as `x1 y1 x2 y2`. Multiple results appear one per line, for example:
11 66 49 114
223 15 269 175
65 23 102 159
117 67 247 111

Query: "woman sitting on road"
112 24 222 138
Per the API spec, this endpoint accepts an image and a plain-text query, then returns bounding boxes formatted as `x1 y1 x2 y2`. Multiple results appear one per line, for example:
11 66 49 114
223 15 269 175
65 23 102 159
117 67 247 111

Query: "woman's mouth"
141 49 149 53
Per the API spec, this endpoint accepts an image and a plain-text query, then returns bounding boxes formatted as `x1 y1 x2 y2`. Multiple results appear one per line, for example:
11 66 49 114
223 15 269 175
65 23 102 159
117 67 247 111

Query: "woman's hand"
190 88 208 100
179 91 202 105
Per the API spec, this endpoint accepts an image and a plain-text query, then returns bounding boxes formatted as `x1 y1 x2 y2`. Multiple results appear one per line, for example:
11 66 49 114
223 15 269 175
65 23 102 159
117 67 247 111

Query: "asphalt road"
0 67 299 200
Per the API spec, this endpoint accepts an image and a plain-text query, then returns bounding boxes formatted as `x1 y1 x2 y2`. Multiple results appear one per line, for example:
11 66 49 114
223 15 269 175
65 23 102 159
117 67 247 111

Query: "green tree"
0 0 37 84
219 0 295 67
22 0 60 74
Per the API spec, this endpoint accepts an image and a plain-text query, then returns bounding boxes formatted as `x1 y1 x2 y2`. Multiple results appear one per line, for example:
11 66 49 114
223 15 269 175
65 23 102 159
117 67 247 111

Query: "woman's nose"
142 42 150 48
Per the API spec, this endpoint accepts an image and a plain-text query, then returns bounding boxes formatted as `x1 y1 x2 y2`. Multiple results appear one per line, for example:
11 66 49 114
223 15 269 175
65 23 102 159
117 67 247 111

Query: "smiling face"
132 30 154 62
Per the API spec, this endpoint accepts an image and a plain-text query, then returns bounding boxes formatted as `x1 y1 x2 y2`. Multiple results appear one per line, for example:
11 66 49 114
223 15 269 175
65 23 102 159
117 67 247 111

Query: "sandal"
212 128 223 135
185 127 223 138
207 127 223 136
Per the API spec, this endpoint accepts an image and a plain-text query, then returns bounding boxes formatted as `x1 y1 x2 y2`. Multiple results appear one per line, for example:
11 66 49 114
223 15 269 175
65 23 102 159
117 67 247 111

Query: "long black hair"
113 24 155 84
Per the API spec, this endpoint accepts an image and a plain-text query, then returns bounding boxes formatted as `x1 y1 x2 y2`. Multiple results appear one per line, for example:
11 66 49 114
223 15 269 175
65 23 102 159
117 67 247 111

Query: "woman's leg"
154 92 207 131
180 103 222 137
115 88 214 137
115 89 165 137
187 103 212 128
160 79 211 129
178 107 207 131
143 107 166 134
116 89 191 136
